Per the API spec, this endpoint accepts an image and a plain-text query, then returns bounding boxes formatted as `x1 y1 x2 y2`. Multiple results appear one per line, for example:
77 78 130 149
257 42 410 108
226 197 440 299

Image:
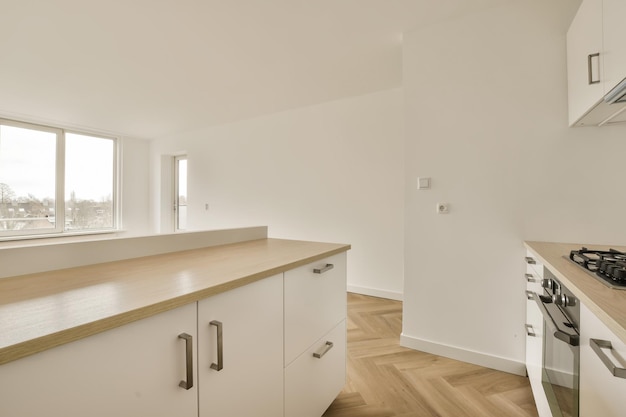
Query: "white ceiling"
0 0 510 139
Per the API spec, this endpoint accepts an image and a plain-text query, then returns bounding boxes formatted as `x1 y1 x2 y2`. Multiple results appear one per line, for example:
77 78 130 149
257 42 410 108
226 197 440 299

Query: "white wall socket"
437 203 449 214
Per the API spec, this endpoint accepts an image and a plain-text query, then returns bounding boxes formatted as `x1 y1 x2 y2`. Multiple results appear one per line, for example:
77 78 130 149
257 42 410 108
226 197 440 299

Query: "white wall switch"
417 177 431 190
436 203 449 214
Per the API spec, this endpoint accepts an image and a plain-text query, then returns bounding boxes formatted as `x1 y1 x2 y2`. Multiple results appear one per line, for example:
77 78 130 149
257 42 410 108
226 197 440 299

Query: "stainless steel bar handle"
313 341 334 359
525 257 536 265
588 53 600 85
178 333 193 390
525 290 534 300
210 320 224 371
590 338 626 379
525 273 537 283
525 324 536 337
313 264 334 274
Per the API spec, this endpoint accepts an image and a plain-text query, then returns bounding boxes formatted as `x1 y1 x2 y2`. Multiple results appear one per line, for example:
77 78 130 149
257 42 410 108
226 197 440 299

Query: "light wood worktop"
0 238 350 365
525 241 626 344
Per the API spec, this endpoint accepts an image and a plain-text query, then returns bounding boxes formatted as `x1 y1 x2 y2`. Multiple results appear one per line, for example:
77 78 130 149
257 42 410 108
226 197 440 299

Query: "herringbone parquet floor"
323 293 539 417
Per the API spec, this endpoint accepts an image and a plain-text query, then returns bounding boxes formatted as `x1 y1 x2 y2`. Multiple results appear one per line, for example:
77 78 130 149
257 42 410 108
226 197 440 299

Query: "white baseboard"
347 285 403 301
400 333 527 376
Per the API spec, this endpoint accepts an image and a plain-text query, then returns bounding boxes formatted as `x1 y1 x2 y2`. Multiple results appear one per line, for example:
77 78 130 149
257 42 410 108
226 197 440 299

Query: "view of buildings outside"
0 124 114 233
0 184 114 232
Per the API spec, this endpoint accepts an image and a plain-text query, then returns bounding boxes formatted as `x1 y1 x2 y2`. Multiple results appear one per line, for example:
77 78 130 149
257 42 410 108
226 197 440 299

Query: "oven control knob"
552 293 576 307
541 279 553 290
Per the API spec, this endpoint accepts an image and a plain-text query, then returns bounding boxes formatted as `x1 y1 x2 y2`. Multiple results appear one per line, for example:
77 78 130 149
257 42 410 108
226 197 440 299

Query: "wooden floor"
323 293 538 417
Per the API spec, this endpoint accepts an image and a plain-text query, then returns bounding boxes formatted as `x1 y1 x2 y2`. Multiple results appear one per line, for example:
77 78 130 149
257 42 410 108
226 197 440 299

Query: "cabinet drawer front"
525 250 543 280
285 320 346 417
525 300 543 378
284 252 346 365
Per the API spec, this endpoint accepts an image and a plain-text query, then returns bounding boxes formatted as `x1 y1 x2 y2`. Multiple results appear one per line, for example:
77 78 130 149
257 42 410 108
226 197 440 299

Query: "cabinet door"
0 303 198 417
566 0 604 126
198 274 283 417
580 302 626 417
603 0 626 92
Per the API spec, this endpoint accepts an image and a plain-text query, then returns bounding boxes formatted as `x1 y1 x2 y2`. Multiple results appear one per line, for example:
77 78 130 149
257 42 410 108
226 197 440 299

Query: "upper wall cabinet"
566 0 603 126
567 0 626 127
602 0 626 92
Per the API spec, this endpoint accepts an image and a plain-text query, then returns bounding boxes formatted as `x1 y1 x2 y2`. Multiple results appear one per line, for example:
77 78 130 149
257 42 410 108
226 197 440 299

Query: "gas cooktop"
569 247 626 289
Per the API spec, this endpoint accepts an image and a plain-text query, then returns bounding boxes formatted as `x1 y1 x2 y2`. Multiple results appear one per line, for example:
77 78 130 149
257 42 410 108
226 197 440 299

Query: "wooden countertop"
525 241 626 344
0 238 350 365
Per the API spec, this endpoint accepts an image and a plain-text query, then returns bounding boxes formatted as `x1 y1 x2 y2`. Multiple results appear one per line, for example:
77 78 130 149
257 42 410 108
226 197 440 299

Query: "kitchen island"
0 232 350 417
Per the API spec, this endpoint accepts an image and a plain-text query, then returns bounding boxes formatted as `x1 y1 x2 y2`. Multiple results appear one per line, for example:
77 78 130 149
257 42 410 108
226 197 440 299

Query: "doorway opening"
174 156 187 231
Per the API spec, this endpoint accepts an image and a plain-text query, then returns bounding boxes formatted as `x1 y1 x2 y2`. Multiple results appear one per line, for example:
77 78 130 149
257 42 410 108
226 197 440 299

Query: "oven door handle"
532 292 579 346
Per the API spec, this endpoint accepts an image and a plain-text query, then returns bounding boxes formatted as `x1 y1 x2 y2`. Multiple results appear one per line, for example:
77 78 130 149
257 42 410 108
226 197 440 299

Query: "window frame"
0 117 120 240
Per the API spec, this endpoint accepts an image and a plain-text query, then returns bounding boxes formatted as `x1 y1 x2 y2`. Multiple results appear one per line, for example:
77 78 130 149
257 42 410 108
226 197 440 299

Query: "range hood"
574 77 626 127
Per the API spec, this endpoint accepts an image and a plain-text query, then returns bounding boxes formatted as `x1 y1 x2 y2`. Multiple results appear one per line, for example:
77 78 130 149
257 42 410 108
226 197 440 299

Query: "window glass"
0 124 58 233
65 133 115 230
0 118 118 239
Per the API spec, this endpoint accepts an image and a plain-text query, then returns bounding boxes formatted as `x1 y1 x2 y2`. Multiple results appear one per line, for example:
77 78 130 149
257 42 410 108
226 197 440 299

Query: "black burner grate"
570 247 626 286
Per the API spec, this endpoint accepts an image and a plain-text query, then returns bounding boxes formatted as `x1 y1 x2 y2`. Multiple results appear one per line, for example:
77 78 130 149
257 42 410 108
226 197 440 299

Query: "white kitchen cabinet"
284 252 347 417
524 252 551 417
284 252 347 366
525 253 543 383
0 303 198 417
579 302 626 417
0 246 349 417
197 274 283 417
566 0 626 126
566 0 604 126
602 0 626 94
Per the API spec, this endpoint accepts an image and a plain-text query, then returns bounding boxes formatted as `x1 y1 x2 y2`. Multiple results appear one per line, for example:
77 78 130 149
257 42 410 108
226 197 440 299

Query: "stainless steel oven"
533 268 579 417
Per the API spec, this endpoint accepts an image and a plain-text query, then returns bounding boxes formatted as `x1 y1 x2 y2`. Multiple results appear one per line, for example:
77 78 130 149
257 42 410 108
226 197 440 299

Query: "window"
0 118 118 238
174 156 187 231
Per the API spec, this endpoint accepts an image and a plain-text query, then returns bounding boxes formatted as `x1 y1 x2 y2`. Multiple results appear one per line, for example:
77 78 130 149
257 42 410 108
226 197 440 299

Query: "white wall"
151 89 405 299
402 0 626 375
120 136 152 237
